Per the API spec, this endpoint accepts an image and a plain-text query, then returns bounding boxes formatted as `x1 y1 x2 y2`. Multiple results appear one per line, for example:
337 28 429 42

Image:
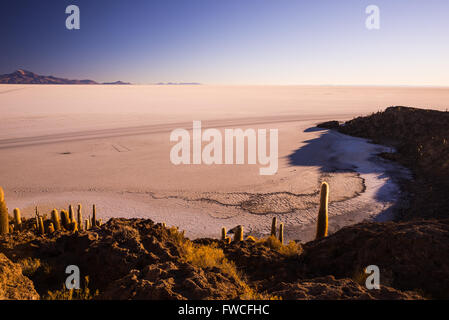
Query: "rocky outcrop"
99 262 243 300
319 106 449 220
300 219 449 299
0 218 432 300
271 276 422 300
0 253 39 300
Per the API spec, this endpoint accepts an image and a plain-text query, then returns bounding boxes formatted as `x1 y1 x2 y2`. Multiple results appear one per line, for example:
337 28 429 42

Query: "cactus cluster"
43 204 98 233
0 188 103 237
2 180 331 249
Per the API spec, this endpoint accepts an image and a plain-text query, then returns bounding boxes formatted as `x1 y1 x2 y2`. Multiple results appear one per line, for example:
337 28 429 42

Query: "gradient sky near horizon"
1 0 448 85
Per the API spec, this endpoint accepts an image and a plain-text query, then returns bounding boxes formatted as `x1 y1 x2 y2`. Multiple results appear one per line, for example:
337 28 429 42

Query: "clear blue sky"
1 0 448 85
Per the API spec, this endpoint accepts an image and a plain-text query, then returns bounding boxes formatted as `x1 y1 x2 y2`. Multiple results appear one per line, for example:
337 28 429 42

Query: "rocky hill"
2 218 441 300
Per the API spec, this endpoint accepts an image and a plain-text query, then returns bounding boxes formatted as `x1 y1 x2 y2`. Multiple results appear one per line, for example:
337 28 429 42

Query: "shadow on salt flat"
287 126 411 220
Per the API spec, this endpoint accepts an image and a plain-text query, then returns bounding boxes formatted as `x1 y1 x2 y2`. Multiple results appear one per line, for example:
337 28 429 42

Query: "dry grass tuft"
166 227 279 300
261 235 303 258
44 276 99 300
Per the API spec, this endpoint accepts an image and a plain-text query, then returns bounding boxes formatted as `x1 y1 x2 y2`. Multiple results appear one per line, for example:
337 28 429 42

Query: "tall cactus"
92 204 97 228
61 210 70 230
221 227 226 241
234 225 243 242
271 217 277 237
34 207 39 231
51 209 61 231
69 205 74 223
0 187 9 235
13 208 22 232
47 222 55 233
38 216 45 235
278 223 284 244
315 182 329 239
77 204 83 231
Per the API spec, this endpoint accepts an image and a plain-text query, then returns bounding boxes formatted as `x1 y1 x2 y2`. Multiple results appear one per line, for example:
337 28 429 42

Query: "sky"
1 0 448 85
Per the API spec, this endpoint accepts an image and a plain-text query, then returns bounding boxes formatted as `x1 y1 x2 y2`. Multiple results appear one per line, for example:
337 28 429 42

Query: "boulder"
0 253 39 300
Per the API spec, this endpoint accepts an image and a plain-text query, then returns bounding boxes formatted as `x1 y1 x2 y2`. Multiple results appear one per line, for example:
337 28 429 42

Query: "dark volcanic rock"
336 106 449 220
317 120 340 129
99 262 242 300
271 276 422 300
300 219 449 299
0 218 438 300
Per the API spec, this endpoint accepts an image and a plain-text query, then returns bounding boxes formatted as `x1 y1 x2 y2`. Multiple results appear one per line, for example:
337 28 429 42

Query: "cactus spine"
271 217 277 237
234 225 243 242
0 188 9 235
51 209 61 231
13 208 22 231
315 182 329 239
221 227 226 241
278 223 284 244
77 204 83 231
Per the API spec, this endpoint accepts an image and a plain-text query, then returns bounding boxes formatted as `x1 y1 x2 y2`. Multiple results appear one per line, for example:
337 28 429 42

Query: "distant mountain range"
156 82 202 85
0 70 131 85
